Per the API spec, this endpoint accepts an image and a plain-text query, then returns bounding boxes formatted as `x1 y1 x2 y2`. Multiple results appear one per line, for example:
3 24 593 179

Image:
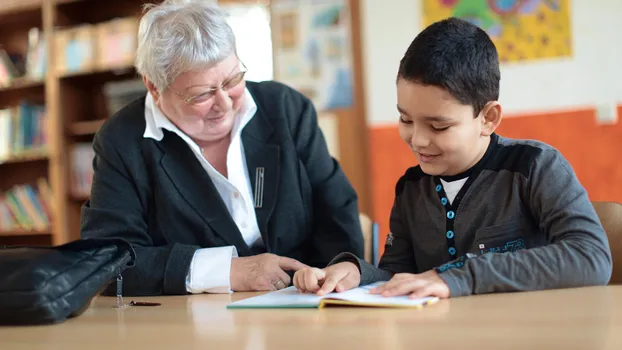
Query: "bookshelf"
0 0 148 246
0 0 371 247
0 0 51 245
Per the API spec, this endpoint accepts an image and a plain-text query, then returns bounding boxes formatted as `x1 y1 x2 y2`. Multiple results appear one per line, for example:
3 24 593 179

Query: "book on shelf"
95 17 139 70
0 48 20 88
0 178 53 232
54 24 96 75
53 17 139 76
103 79 147 116
0 102 47 162
71 143 95 199
0 28 46 86
26 28 46 81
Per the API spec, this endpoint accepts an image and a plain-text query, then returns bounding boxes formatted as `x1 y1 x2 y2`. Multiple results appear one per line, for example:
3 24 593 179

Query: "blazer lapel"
155 132 251 255
242 111 280 251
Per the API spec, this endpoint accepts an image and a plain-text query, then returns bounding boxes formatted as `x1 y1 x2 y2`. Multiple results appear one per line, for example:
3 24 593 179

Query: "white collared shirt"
143 89 262 294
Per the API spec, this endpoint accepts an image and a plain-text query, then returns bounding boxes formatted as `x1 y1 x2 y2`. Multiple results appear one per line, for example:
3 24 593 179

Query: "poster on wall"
272 0 354 111
422 0 572 63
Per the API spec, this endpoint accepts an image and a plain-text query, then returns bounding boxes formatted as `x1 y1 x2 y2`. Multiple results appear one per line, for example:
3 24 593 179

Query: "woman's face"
151 54 247 143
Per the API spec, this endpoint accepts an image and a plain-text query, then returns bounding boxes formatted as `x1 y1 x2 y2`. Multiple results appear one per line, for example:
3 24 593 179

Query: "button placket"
434 178 459 260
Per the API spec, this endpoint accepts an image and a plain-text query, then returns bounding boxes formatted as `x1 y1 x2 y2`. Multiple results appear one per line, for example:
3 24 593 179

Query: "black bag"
0 238 136 325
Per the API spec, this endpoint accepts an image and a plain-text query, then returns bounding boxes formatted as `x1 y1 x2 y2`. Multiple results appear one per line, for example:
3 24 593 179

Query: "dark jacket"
80 80 364 296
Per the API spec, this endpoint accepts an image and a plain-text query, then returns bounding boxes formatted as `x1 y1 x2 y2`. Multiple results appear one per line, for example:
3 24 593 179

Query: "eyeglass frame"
173 59 248 105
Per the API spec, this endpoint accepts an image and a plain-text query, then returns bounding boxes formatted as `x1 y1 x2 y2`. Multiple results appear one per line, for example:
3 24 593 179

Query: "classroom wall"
359 0 622 252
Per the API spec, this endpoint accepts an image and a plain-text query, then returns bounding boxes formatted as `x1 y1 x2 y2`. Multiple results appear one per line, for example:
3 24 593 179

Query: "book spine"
24 185 50 225
5 191 32 230
0 197 16 230
37 177 54 219
13 185 47 230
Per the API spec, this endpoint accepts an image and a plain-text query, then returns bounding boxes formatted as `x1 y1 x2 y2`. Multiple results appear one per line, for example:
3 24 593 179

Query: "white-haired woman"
80 0 364 296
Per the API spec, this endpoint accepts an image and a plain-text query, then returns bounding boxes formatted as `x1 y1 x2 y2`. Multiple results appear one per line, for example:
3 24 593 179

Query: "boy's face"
396 79 500 176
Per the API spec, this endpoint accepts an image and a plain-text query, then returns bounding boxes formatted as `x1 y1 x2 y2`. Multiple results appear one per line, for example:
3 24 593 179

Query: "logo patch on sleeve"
385 232 394 246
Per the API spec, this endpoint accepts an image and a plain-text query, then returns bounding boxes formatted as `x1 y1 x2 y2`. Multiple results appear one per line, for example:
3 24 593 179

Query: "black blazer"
80 80 364 296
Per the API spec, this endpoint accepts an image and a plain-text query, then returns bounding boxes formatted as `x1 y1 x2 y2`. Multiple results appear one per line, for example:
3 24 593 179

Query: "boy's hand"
370 270 450 299
293 262 361 295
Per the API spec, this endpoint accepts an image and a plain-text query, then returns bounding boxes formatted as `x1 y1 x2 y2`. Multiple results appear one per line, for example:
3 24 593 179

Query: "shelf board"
0 149 49 165
55 0 87 4
70 119 105 136
0 77 45 93
58 65 137 80
0 228 50 237
0 0 41 17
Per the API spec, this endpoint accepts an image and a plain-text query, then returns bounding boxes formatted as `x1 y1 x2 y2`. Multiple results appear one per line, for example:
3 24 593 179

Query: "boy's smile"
416 152 440 164
396 79 501 176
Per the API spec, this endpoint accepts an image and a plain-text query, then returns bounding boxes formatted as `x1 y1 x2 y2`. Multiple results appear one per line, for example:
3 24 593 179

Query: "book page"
322 282 439 308
227 287 324 308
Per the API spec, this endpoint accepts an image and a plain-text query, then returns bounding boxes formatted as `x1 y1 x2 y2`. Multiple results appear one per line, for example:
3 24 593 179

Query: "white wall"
224 3 274 82
360 0 622 126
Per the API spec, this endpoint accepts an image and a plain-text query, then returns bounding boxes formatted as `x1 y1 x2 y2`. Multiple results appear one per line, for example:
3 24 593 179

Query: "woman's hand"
230 253 308 291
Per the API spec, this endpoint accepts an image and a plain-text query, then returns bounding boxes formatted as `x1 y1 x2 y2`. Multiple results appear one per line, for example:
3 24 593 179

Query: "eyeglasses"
175 60 247 105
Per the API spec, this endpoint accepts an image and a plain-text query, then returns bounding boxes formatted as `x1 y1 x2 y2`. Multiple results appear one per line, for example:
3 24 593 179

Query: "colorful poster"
272 0 354 111
422 0 572 62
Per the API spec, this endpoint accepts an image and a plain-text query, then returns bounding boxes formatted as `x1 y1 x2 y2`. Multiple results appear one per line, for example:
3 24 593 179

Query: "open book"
227 282 439 309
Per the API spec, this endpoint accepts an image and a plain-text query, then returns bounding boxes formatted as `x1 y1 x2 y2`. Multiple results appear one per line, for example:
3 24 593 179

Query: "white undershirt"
143 89 261 294
440 178 468 204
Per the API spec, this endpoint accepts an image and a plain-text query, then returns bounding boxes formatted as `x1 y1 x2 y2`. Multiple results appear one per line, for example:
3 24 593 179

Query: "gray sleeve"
438 148 613 297
329 189 417 285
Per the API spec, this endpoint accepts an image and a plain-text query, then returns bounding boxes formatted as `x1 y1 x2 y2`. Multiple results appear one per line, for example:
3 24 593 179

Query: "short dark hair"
397 17 500 116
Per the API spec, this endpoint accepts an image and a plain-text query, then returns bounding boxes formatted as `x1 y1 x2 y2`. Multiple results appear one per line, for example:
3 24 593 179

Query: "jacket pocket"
470 221 527 255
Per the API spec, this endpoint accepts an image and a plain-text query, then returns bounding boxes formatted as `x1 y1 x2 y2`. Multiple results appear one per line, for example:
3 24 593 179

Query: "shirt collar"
143 87 258 145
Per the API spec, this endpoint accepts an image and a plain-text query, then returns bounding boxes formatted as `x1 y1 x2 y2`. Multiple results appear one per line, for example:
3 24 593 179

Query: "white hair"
135 0 237 91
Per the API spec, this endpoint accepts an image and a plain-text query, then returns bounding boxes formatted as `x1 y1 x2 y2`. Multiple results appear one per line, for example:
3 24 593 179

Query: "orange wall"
369 106 622 254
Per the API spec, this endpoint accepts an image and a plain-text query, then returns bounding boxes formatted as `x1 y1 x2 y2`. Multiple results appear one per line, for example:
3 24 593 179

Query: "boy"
293 17 612 299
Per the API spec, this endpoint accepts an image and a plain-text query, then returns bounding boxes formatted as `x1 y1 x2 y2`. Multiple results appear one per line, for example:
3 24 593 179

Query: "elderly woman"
80 0 364 296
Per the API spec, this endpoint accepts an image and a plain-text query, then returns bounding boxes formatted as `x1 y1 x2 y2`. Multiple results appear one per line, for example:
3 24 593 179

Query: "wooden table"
1 286 621 350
